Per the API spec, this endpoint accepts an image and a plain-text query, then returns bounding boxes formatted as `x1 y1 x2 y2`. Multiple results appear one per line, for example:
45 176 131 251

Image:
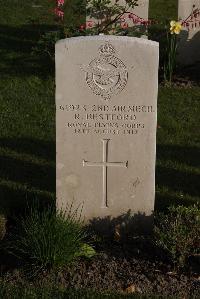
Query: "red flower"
57 0 65 6
54 7 64 19
121 22 128 29
86 21 93 28
79 24 85 30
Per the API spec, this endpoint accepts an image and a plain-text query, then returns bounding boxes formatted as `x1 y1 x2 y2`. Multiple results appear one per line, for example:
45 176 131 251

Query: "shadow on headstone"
178 30 200 67
88 210 153 241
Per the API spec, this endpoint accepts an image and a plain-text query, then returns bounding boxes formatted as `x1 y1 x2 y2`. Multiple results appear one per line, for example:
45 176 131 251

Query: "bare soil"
54 241 200 298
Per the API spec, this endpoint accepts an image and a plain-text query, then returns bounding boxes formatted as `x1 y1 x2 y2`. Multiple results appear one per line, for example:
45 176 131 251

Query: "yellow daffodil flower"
170 20 182 34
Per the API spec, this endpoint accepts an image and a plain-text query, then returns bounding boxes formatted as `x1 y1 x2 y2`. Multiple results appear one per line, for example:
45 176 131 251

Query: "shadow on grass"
156 165 199 196
157 144 200 168
87 212 166 263
0 24 57 78
155 144 200 211
0 137 55 160
0 137 55 215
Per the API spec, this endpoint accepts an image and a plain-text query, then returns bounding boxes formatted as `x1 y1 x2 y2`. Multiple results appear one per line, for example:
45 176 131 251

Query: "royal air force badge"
81 42 128 100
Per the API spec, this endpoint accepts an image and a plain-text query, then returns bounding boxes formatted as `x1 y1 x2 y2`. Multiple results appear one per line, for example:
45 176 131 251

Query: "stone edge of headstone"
55 35 159 48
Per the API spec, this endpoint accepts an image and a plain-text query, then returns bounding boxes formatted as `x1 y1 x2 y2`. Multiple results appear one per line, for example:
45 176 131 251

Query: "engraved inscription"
83 139 128 208
132 177 140 189
58 103 155 136
81 43 128 100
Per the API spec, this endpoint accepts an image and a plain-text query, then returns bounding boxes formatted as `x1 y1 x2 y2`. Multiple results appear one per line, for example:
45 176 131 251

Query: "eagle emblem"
81 42 128 100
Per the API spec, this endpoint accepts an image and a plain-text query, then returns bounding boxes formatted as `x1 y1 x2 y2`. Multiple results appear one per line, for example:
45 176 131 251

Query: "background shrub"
154 205 200 268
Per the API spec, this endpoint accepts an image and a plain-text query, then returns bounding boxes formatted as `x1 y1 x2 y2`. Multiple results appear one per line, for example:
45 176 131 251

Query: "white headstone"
178 0 200 65
130 0 149 20
56 36 158 227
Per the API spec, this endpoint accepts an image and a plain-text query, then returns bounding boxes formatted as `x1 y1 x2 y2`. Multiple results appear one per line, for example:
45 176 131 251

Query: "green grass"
0 76 55 213
0 0 199 217
149 0 178 21
156 87 200 210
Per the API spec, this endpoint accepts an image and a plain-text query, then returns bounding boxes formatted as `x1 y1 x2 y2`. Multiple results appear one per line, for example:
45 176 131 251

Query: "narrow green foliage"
32 31 65 61
6 205 94 274
163 31 178 85
154 205 200 268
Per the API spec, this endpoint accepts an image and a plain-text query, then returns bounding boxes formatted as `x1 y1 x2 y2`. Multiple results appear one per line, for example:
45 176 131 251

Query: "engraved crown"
99 42 115 56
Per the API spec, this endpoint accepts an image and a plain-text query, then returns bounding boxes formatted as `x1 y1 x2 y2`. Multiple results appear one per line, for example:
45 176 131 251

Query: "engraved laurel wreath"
80 42 128 100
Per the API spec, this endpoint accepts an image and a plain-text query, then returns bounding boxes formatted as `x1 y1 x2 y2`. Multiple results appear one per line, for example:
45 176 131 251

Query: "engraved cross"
83 139 128 208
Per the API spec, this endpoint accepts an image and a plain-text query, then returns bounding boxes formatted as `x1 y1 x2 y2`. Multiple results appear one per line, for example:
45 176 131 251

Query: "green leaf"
77 243 96 258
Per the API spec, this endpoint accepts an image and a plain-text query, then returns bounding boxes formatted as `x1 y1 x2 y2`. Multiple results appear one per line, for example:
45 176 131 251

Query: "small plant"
32 0 85 60
163 20 182 84
86 0 140 34
32 30 64 61
33 0 148 60
154 205 200 269
6 205 95 275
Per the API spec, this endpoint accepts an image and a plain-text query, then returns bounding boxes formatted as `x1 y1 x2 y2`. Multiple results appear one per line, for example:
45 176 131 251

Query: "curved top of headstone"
56 35 159 48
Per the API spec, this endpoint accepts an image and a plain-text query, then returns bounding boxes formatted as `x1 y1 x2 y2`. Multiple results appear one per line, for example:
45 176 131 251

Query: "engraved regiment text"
59 104 155 135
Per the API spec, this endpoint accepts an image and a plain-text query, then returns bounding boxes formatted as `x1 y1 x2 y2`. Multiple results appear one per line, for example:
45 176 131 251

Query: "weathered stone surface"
130 0 149 20
178 0 200 65
56 35 159 223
